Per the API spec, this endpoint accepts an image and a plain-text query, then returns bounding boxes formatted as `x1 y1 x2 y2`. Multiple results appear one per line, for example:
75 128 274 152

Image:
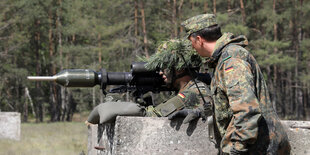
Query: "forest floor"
0 113 89 155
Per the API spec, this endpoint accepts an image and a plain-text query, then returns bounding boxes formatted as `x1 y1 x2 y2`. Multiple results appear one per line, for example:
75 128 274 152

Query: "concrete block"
88 123 115 155
113 117 217 155
282 121 310 155
89 116 217 155
0 112 21 141
88 117 310 155
88 124 98 155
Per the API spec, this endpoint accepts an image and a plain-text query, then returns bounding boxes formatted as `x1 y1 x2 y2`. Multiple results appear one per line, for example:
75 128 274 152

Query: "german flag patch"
225 66 234 73
178 93 186 98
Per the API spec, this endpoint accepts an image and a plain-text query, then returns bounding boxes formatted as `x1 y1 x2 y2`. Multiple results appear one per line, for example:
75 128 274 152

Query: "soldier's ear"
196 36 203 46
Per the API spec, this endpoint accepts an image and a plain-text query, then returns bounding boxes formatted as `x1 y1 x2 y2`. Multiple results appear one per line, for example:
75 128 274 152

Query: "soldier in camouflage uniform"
87 39 212 124
181 14 291 155
144 39 212 122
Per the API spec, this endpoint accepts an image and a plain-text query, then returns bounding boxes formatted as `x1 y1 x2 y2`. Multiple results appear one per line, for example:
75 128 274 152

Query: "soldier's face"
160 69 172 84
160 69 186 89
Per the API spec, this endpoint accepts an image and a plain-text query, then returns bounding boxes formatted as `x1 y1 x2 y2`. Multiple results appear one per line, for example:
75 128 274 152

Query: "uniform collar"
206 33 248 68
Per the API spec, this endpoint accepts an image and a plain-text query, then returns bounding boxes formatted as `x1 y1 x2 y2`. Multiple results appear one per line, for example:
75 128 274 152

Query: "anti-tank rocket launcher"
27 62 173 102
27 62 211 105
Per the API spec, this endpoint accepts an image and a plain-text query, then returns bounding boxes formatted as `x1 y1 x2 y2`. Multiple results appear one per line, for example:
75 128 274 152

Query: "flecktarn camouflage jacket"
208 33 290 155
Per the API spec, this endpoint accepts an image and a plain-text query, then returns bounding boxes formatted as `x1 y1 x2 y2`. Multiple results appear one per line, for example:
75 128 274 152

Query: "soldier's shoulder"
187 80 206 90
221 44 249 61
217 45 250 69
186 80 211 97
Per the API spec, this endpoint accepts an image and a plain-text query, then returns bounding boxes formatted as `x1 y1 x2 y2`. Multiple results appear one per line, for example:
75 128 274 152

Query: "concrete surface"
88 117 310 155
0 112 21 141
282 121 310 155
113 117 217 155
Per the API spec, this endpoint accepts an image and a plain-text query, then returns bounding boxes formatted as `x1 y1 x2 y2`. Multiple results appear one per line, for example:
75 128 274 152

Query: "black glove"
168 108 201 124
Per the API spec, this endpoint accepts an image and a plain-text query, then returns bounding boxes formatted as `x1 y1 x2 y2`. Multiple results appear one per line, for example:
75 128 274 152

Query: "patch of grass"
0 122 87 155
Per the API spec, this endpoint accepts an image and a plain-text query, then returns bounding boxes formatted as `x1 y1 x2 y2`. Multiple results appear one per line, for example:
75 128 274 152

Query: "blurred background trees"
0 0 309 122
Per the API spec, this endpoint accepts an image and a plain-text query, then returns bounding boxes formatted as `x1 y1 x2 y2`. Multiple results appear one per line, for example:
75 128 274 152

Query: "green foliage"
0 0 310 120
223 24 249 36
251 39 294 69
301 39 310 61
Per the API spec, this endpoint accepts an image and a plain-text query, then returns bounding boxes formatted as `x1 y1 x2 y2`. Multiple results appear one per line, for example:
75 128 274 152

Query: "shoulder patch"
225 66 234 73
178 93 186 98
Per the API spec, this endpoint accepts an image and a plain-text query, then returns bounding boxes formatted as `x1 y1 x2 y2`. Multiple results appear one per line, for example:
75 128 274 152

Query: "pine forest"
1 0 310 122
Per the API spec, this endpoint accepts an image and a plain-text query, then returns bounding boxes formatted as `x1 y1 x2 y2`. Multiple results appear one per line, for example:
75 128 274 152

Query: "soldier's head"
145 39 202 89
181 14 222 57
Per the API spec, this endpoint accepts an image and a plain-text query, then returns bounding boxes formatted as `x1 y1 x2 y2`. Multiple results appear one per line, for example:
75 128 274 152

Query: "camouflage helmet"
145 39 202 71
181 14 217 38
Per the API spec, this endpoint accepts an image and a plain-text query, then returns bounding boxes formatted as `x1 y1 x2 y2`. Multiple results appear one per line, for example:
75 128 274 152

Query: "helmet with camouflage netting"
145 39 202 71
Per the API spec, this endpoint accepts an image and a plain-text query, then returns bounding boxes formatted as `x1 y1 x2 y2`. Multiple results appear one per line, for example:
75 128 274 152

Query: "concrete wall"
0 112 21 141
88 117 310 155
282 121 310 155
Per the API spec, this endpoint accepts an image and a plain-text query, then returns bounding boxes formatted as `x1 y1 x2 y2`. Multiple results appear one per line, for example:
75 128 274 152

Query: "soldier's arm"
189 82 213 117
222 57 262 153
147 92 187 117
148 87 208 117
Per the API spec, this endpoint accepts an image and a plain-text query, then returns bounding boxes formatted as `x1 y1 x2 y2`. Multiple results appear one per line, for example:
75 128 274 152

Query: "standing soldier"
181 14 291 154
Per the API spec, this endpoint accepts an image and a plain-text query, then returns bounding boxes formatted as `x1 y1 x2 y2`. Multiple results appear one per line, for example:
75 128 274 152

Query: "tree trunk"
306 84 310 120
24 87 36 122
213 0 216 14
66 90 74 121
139 0 149 58
34 19 42 122
61 88 66 121
297 0 304 119
56 0 66 121
49 7 58 122
240 0 246 24
280 72 286 118
66 38 74 121
58 0 66 121
23 92 28 122
134 0 139 37
168 0 173 38
227 0 231 12
178 0 184 34
290 0 303 119
191 1 194 10
266 66 275 110
204 2 209 13
272 0 278 113
98 34 104 103
172 0 177 38
273 0 278 41
253 0 257 27
287 68 293 118
134 0 139 55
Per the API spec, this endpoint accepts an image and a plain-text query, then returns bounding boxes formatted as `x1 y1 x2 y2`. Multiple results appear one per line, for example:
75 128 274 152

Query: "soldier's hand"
168 108 201 124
